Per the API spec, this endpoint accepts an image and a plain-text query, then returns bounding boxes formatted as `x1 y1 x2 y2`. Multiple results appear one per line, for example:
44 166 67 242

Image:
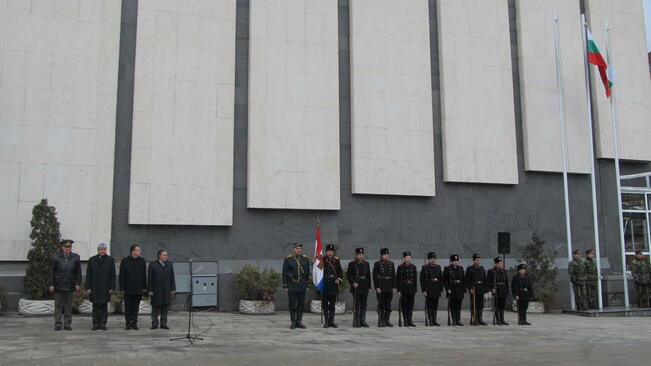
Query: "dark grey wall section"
103 0 650 311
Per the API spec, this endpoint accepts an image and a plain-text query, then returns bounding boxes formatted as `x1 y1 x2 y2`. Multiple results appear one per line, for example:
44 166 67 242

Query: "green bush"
512 233 559 312
234 265 281 302
23 199 62 300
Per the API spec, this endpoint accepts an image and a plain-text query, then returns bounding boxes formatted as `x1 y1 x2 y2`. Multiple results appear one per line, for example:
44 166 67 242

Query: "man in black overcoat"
119 244 147 330
85 243 115 330
148 249 176 329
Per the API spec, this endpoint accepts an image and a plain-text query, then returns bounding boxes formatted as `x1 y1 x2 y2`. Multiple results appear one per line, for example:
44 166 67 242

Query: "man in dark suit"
487 256 510 325
347 247 371 328
85 243 115 330
397 251 417 327
420 251 442 326
443 254 465 326
282 242 311 329
49 239 81 331
148 249 176 329
373 248 396 327
465 253 487 326
119 244 147 330
512 263 533 326
321 243 343 328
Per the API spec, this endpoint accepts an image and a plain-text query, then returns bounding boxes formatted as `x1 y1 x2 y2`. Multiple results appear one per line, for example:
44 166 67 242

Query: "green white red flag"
586 28 613 97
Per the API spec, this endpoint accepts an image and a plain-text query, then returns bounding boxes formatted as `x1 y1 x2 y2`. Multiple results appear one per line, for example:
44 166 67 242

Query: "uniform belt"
404 281 414 285
523 288 528 292
453 280 462 284
327 275 336 278
497 282 506 285
380 276 392 279
475 281 483 284
358 276 367 279
430 278 439 282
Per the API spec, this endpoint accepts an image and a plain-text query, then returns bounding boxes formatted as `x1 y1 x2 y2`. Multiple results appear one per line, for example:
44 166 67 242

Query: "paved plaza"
1 310 650 366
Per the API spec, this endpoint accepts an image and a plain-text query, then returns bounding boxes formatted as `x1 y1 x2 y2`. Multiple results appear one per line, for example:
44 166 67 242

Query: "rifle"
352 267 359 327
424 253 429 327
472 286 477 326
447 293 452 326
492 268 497 325
398 291 403 327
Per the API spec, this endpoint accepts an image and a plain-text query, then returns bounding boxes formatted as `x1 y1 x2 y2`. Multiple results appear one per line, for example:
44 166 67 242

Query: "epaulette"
334 256 339 260
287 255 293 258
303 255 309 258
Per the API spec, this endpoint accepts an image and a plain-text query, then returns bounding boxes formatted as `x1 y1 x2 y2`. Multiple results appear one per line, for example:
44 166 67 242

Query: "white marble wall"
349 0 436 196
516 0 592 174
129 0 236 225
587 0 651 161
247 0 340 209
437 0 519 184
0 0 121 260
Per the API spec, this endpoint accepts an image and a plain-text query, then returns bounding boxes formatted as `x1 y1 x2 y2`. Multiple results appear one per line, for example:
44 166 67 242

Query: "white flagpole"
553 13 575 310
604 23 629 309
580 14 604 310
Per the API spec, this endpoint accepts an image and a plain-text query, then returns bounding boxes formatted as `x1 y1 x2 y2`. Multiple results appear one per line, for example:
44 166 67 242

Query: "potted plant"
139 295 152 315
310 276 349 314
235 265 281 314
510 233 558 313
19 200 60 315
72 284 117 314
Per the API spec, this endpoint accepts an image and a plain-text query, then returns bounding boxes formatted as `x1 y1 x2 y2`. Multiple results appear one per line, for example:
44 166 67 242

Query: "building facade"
1 0 650 310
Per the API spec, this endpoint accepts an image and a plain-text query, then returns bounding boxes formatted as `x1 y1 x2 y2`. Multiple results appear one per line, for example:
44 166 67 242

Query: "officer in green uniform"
584 249 599 309
631 249 650 308
568 249 587 310
282 242 311 329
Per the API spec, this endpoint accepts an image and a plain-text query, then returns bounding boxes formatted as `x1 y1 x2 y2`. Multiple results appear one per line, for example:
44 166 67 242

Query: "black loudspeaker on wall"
497 232 511 254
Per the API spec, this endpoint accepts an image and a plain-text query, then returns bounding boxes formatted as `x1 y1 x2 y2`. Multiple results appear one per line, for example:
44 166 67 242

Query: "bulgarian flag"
586 28 613 97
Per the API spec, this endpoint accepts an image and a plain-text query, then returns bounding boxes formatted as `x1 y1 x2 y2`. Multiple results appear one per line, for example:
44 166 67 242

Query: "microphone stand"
170 259 203 344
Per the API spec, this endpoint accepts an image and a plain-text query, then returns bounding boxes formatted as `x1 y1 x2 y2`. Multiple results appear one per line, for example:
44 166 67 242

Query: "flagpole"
604 23 630 309
553 13 575 310
580 14 604 310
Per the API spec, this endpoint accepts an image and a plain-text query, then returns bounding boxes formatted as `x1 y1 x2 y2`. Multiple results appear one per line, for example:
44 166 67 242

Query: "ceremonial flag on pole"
312 223 324 293
586 28 613 97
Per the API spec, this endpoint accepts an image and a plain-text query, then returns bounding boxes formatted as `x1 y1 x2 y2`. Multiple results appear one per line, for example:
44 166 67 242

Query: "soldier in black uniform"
486 256 510 325
420 251 442 326
465 253 487 326
512 263 533 326
282 242 311 329
347 247 371 328
443 254 465 326
322 243 343 328
397 251 418 327
373 248 396 327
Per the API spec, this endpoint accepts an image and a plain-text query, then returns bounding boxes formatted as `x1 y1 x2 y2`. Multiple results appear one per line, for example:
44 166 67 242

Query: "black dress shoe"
455 322 464 326
290 321 297 329
125 324 131 330
151 325 158 329
160 325 169 329
523 321 531 326
100 325 108 331
296 321 306 329
432 322 440 326
54 325 62 331
64 326 72 331
92 325 99 331
131 324 139 330
479 321 488 326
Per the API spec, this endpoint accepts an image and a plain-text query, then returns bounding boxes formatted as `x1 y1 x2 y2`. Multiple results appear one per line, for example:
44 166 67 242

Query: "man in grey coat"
85 243 115 330
148 249 176 329
49 239 81 331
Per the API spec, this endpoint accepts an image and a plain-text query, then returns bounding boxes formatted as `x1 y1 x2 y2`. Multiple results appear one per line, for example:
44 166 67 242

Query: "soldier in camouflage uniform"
631 250 650 308
568 249 587 310
584 249 599 309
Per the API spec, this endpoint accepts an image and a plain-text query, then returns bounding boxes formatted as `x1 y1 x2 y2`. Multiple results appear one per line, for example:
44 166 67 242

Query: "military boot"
296 312 306 329
378 310 385 327
500 308 509 325
330 311 338 328
385 310 394 327
360 309 369 328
